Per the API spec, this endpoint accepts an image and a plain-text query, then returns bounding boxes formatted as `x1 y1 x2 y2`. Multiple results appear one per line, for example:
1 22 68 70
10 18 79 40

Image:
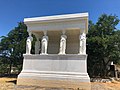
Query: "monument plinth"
17 13 91 90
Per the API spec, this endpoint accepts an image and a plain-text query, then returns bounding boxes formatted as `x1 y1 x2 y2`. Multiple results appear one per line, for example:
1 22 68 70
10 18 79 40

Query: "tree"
87 14 120 77
0 22 28 75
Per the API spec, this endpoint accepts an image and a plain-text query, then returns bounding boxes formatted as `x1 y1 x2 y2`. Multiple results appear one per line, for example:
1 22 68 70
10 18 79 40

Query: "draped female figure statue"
59 35 67 54
79 33 86 54
26 33 33 54
41 35 48 54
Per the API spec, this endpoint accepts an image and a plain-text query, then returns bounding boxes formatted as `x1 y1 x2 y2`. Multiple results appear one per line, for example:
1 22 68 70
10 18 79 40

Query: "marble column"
59 31 67 54
34 34 40 54
79 32 86 54
26 32 33 54
41 31 48 54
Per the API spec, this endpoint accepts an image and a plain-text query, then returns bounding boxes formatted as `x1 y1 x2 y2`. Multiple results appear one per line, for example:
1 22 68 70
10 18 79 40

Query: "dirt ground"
0 77 120 90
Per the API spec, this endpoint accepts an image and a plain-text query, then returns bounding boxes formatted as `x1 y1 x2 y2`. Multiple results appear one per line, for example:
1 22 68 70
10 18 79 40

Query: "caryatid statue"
41 35 48 54
26 32 33 54
59 35 67 54
79 32 86 54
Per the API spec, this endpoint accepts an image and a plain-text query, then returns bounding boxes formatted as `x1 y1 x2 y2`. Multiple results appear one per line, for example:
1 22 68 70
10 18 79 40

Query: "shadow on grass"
6 80 17 84
0 74 18 78
0 74 18 84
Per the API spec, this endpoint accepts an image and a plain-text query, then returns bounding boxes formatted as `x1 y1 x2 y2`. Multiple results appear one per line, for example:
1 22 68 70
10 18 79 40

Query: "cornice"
24 13 88 24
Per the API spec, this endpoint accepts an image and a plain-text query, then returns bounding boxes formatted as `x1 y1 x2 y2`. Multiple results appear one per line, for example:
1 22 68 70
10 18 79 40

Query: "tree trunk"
8 60 12 76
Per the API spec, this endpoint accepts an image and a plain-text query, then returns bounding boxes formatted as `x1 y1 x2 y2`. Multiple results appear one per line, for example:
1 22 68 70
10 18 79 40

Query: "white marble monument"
17 13 91 90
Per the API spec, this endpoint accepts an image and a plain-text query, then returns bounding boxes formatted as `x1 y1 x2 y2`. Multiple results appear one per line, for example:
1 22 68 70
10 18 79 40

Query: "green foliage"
0 22 28 74
0 57 9 75
87 14 120 77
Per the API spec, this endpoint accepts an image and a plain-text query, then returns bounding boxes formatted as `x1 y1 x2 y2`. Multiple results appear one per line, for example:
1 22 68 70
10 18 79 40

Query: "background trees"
0 14 120 77
0 22 28 75
87 14 120 77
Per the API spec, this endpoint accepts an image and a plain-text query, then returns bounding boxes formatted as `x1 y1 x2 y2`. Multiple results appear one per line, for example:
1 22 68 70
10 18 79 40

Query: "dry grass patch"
0 77 120 90
0 77 16 90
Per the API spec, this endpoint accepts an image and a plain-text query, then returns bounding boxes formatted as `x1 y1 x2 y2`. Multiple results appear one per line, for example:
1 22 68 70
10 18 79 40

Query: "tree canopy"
0 22 28 74
87 14 120 77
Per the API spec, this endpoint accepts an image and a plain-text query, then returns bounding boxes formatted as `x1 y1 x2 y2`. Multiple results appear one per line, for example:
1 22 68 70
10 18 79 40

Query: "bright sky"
0 0 120 37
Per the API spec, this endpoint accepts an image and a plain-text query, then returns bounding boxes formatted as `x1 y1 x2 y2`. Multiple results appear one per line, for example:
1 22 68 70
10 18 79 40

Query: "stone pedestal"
17 54 90 90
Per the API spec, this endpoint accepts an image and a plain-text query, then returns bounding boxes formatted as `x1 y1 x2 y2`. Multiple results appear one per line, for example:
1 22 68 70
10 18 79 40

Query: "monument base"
17 54 91 90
